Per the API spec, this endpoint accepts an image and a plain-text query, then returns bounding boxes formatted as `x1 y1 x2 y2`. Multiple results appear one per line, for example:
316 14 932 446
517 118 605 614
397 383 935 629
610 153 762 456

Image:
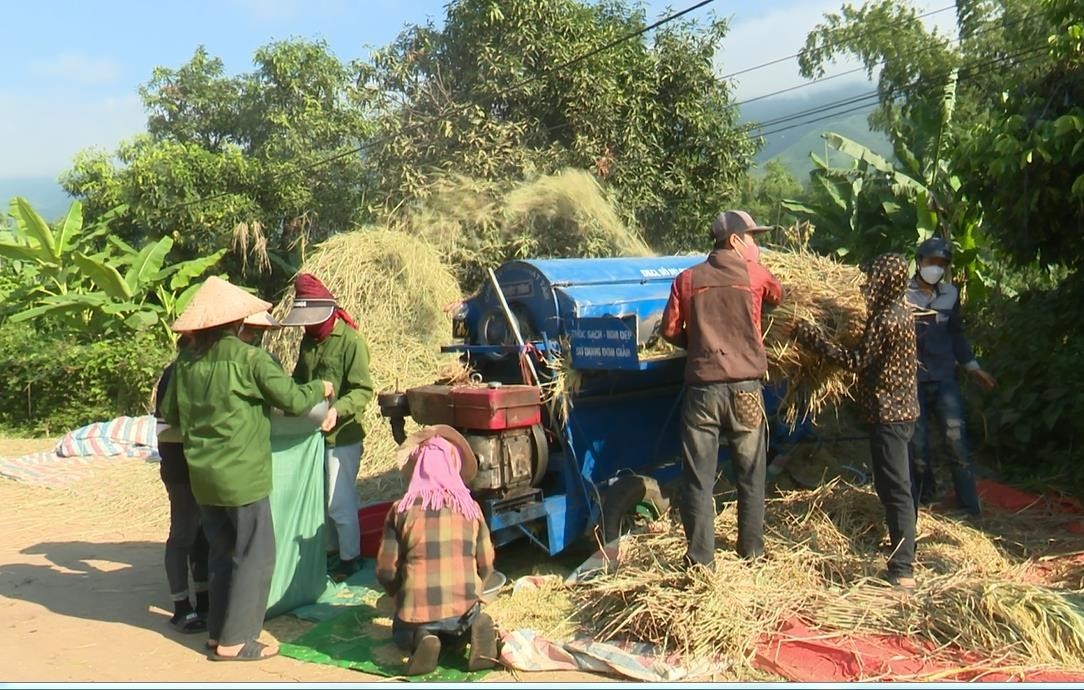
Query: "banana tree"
2 198 225 340
782 71 990 303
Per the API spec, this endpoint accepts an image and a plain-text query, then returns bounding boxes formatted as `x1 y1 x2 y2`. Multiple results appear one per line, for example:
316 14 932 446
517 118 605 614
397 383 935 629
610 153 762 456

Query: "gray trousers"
679 380 768 565
325 441 363 561
163 481 209 600
200 498 276 645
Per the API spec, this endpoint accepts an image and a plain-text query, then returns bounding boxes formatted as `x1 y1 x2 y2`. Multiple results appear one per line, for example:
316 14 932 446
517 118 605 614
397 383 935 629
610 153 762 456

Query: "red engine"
380 383 548 496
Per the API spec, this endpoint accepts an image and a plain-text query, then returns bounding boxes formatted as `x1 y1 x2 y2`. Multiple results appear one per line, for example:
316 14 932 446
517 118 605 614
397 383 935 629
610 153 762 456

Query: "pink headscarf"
397 436 482 521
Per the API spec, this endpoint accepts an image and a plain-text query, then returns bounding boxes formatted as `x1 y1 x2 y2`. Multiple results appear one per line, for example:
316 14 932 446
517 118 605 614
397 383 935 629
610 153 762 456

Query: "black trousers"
679 381 768 565
869 422 917 578
200 498 276 645
391 602 481 652
163 481 209 600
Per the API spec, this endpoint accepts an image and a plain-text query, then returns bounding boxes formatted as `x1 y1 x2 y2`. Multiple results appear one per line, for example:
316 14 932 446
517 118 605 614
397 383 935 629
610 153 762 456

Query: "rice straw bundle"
266 229 463 501
391 168 652 287
759 248 867 425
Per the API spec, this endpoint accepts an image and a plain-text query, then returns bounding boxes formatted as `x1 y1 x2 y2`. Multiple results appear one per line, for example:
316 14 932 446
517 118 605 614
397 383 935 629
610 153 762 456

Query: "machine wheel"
600 475 670 544
528 423 549 486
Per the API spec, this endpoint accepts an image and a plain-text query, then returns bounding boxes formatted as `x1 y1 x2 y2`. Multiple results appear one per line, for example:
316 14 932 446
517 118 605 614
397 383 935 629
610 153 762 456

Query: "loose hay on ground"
564 480 1084 675
486 577 578 639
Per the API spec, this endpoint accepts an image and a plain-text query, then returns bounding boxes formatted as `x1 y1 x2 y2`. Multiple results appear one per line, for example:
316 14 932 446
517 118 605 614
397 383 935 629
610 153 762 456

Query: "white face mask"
919 265 945 285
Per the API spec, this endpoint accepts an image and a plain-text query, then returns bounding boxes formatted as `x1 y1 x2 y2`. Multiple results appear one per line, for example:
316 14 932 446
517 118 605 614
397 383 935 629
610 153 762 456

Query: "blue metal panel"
507 256 701 287
568 317 639 370
464 256 703 347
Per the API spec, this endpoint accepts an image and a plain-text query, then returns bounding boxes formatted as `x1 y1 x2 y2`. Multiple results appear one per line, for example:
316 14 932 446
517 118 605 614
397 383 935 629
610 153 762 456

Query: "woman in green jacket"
283 274 374 581
161 277 334 662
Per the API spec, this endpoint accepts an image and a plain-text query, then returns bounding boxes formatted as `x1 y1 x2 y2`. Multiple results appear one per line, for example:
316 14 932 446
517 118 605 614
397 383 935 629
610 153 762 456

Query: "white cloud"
31 53 122 86
0 92 146 177
717 0 960 102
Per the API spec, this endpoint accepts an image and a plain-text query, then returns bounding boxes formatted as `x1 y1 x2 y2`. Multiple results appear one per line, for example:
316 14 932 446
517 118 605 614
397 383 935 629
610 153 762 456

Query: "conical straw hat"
243 310 282 329
171 276 272 333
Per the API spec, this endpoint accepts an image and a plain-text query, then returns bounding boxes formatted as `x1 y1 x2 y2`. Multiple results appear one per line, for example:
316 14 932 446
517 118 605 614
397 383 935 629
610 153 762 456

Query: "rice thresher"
379 256 811 555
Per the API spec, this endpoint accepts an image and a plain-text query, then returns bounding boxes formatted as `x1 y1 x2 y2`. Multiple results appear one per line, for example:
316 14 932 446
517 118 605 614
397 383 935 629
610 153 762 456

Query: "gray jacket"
906 277 978 383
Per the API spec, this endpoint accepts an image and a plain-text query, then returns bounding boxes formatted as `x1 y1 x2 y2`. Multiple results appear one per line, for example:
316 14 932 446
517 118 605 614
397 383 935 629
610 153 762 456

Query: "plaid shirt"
376 500 495 623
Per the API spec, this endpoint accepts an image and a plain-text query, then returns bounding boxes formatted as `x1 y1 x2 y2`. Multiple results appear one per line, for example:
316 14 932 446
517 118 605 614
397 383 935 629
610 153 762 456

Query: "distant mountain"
0 177 73 222
740 82 894 181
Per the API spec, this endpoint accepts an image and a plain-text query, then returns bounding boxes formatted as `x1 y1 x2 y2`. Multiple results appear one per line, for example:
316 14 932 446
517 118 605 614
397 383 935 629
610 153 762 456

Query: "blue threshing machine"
380 255 811 555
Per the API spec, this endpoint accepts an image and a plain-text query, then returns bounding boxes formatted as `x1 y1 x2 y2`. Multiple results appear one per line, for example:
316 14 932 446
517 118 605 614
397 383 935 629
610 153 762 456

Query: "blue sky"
1 0 953 180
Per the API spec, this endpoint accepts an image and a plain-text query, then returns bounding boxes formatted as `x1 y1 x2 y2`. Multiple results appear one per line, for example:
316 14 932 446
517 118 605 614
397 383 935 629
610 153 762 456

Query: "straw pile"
391 168 652 288
564 480 1084 674
265 229 463 501
759 248 866 424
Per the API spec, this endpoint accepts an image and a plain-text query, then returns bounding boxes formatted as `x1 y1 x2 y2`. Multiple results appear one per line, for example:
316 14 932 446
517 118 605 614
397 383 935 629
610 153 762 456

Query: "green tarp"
267 422 330 618
279 597 493 682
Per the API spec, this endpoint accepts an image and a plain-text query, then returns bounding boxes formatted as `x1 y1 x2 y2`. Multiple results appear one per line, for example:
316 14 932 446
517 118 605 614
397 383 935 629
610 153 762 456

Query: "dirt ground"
0 437 607 683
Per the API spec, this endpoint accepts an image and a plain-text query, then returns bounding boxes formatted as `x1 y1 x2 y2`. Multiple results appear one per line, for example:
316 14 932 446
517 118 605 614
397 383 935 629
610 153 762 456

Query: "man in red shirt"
660 210 783 568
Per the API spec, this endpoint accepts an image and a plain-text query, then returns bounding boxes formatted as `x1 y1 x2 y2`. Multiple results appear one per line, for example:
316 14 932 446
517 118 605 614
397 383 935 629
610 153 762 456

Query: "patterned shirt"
376 500 495 624
795 254 919 425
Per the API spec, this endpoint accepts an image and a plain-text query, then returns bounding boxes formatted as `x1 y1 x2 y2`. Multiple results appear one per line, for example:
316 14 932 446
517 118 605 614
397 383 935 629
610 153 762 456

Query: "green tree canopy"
797 0 1080 271
62 40 374 285
358 0 757 250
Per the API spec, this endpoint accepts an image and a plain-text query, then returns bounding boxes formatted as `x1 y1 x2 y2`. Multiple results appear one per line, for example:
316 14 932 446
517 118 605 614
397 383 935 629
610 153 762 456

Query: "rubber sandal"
207 639 278 662
169 611 207 634
879 570 917 591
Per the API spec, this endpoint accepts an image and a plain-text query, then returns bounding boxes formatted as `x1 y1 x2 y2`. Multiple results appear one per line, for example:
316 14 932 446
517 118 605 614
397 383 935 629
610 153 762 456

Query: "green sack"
266 426 329 618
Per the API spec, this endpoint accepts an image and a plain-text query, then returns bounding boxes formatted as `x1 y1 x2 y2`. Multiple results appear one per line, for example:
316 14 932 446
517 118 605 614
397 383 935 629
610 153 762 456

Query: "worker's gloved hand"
322 380 335 398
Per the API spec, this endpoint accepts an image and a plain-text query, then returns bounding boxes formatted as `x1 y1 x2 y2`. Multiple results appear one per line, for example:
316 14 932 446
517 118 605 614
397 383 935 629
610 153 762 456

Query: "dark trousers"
869 422 917 578
910 380 980 515
391 602 480 651
200 498 276 645
163 481 209 600
679 380 768 565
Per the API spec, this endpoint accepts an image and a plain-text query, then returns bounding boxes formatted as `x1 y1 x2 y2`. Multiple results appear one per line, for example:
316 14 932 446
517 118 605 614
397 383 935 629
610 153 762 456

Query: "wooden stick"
488 267 539 386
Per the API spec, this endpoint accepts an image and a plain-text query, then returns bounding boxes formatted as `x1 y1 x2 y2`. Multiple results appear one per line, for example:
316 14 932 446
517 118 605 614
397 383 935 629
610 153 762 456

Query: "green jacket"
160 334 325 506
293 320 374 447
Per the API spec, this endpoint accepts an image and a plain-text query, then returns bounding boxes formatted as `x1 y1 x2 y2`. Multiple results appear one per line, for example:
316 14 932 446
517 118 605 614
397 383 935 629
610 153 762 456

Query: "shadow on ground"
1 540 210 655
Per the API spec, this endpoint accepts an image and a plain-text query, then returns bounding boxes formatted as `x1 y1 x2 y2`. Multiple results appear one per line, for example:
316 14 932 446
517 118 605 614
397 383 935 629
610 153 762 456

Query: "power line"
753 46 1048 137
163 0 717 214
717 4 955 81
752 45 1049 139
747 34 1048 135
729 8 1035 114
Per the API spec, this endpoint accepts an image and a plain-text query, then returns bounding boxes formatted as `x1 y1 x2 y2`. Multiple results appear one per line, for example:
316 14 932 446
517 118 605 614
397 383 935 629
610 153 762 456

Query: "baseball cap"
711 210 772 242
